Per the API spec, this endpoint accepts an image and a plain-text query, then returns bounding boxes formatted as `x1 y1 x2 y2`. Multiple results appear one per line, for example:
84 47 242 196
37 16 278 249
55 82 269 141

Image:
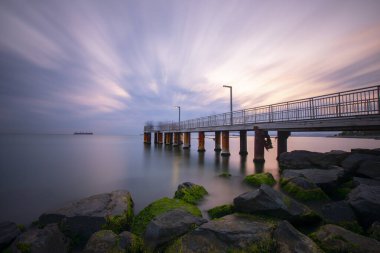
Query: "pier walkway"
143 85 380 161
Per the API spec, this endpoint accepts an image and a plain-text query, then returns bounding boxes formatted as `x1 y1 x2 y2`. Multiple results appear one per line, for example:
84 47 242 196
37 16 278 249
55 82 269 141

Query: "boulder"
39 190 133 243
274 220 323 253
84 230 144 253
244 172 276 187
174 182 208 204
351 148 380 156
310 224 380 253
144 209 206 249
281 176 328 201
165 214 275 253
369 221 380 241
233 185 318 224
353 177 380 187
131 197 201 236
320 201 363 233
341 153 378 175
207 204 235 219
281 168 344 193
348 184 380 227
11 223 70 253
279 150 348 170
356 159 380 179
0 221 21 251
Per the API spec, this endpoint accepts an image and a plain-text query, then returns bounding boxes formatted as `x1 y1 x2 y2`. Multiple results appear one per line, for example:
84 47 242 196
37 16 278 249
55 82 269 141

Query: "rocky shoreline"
1 148 380 253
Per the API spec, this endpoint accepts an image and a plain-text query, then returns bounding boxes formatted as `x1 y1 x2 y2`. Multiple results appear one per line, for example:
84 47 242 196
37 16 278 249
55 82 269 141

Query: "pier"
144 85 380 162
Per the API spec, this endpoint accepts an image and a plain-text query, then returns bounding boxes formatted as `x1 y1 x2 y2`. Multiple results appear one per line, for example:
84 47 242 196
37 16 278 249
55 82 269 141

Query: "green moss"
234 213 280 226
309 228 360 253
299 210 322 225
103 195 134 233
219 172 232 178
337 221 364 235
125 234 146 253
208 204 235 219
283 195 292 208
282 181 329 201
2 246 12 253
16 243 31 253
174 184 208 204
244 173 276 187
17 224 26 232
131 197 201 236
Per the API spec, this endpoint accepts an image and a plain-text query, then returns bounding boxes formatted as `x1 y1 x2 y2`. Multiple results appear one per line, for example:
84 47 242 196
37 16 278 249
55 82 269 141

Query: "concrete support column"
239 130 248 155
145 132 151 144
158 132 163 144
169 133 173 145
183 132 191 149
214 131 221 151
198 132 205 152
165 133 171 145
173 133 179 146
277 131 291 159
221 131 230 157
154 132 158 144
254 128 265 162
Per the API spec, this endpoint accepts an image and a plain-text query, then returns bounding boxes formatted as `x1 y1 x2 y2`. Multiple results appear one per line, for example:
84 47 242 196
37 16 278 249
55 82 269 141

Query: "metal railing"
144 85 380 132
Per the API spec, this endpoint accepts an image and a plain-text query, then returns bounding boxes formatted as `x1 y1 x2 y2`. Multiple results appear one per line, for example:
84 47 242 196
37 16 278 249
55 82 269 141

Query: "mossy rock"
207 204 235 219
330 180 355 200
281 178 329 201
174 182 208 204
103 195 134 234
244 172 276 187
219 172 232 178
131 197 201 236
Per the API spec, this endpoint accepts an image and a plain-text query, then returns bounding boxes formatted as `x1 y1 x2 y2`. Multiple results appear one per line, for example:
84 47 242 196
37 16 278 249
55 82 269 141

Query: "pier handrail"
144 85 380 132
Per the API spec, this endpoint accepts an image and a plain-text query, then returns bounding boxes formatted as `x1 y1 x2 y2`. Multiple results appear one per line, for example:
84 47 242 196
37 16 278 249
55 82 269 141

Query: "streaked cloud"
0 0 380 134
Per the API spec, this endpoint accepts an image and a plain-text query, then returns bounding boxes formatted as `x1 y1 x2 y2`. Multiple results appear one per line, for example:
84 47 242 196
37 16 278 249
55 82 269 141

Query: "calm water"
0 134 379 225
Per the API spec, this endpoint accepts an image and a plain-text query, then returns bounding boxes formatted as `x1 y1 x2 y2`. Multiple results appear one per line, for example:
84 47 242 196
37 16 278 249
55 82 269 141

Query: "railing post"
338 93 341 117
287 102 289 120
243 110 246 124
310 98 315 119
378 86 380 114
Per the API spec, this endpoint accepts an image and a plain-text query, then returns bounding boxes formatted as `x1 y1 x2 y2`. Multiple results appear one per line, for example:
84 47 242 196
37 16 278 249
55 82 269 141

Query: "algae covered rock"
310 224 380 253
131 197 201 237
39 190 134 246
356 158 380 180
233 184 320 224
244 172 276 187
144 208 206 250
369 221 380 241
11 223 70 253
0 221 21 251
207 204 235 219
280 176 328 201
174 182 208 204
274 220 323 253
165 214 275 253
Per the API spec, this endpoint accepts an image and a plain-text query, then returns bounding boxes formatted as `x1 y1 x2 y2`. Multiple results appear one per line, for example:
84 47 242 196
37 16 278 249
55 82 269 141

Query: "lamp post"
174 106 181 130
223 85 233 125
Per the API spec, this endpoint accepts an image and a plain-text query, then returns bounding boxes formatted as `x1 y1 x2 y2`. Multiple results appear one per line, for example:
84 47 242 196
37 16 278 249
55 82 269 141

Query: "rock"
279 150 348 170
244 172 276 187
348 184 380 227
11 223 70 253
84 230 145 253
0 221 21 251
207 204 235 219
281 176 328 201
144 208 206 250
131 197 201 236
341 153 378 175
165 214 275 253
353 177 380 187
310 224 380 253
356 159 380 179
320 201 363 233
233 185 319 224
174 182 208 204
84 230 121 253
39 190 133 244
281 168 344 193
351 148 380 156
369 221 380 241
274 220 323 253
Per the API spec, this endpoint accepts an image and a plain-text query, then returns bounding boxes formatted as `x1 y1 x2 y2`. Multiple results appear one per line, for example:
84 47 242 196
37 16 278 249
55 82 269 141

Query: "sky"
1 0 380 134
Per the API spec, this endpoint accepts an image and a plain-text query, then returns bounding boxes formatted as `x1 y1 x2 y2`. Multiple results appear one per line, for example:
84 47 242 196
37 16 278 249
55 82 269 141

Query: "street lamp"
223 85 233 125
174 106 181 130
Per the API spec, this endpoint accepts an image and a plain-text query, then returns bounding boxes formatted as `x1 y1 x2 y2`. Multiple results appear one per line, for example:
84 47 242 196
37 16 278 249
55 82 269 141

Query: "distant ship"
74 132 93 135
